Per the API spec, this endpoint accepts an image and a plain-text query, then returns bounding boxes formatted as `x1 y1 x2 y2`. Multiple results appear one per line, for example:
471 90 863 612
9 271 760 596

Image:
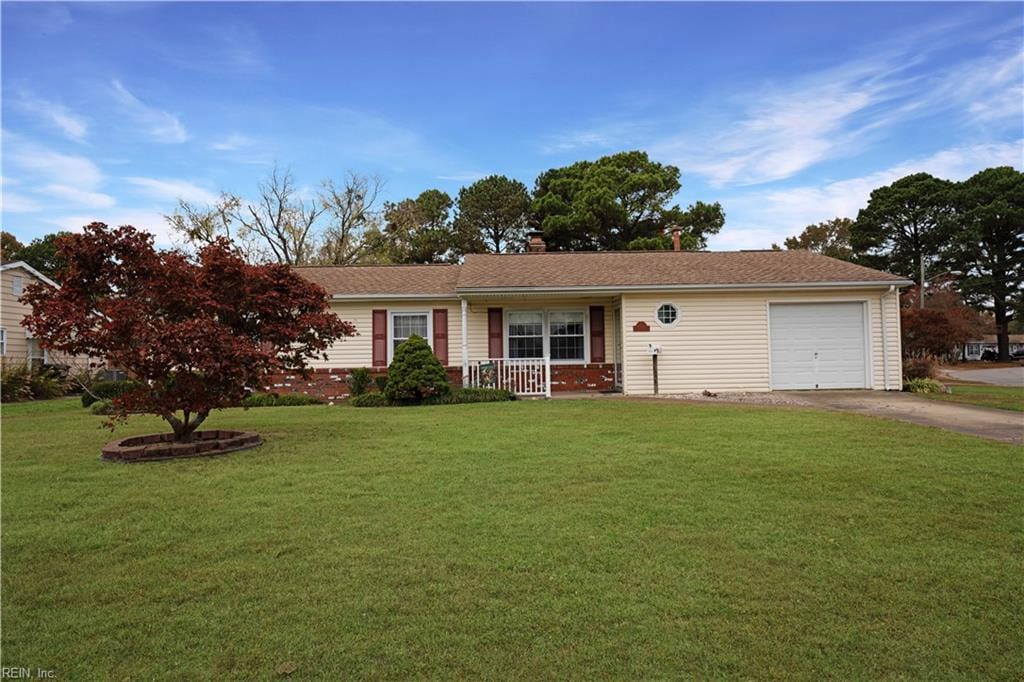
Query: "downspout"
880 285 894 390
460 297 469 388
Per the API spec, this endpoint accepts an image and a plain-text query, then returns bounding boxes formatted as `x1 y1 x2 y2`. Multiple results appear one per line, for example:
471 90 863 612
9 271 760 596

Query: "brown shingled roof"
458 251 908 290
294 264 460 296
295 251 907 297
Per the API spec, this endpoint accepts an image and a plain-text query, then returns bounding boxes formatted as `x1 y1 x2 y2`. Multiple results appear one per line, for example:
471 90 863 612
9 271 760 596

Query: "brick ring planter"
101 430 262 463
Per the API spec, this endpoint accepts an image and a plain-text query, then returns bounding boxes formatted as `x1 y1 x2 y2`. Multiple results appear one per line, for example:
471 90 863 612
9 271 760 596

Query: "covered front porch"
456 293 623 397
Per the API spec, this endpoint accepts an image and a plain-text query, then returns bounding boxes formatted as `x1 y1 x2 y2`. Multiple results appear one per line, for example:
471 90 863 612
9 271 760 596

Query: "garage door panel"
770 303 867 390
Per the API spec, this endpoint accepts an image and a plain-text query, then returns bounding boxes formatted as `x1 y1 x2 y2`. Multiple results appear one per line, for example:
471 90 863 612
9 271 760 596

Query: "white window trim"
654 302 680 328
11 275 23 297
27 337 48 364
502 307 590 365
387 309 433 363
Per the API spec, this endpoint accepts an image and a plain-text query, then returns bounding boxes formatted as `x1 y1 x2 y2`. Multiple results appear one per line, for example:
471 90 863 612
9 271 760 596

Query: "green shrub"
350 387 515 408
384 335 451 404
374 375 388 392
29 371 67 400
903 357 936 381
81 380 138 407
347 368 372 396
349 393 389 407
1 366 33 403
90 400 113 415
423 388 515 405
241 392 321 407
2 365 70 402
904 378 946 394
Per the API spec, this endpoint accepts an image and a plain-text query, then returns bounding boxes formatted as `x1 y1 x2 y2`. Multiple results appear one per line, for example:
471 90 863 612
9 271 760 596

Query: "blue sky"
2 2 1022 250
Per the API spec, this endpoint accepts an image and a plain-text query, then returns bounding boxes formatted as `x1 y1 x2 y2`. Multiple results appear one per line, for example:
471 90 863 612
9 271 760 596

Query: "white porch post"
544 356 552 398
460 297 469 387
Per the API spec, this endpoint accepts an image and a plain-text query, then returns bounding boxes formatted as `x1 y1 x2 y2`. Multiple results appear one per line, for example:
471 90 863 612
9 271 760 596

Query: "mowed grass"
922 383 1024 412
2 398 1022 680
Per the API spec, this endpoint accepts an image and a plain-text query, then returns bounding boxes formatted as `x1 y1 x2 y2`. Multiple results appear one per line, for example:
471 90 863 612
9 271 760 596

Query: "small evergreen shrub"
90 399 113 415
349 393 389 407
903 357 936 381
241 392 322 407
384 335 451 403
81 379 138 407
347 368 372 396
904 378 946 394
374 375 388 392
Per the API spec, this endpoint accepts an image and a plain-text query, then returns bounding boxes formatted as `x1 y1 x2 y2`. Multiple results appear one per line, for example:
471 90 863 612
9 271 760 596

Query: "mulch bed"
101 430 262 463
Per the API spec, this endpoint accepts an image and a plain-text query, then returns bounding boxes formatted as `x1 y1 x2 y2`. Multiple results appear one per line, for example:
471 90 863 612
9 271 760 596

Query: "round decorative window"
656 303 679 326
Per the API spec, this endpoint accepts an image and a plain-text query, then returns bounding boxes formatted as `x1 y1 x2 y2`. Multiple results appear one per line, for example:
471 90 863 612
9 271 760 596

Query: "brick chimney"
527 230 546 253
671 226 682 251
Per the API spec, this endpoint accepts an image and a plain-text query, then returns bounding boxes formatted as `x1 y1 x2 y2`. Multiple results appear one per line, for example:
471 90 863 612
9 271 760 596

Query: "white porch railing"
464 357 551 397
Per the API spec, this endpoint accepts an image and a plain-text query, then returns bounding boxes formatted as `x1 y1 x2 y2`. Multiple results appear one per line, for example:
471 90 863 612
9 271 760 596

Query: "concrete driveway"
786 390 1024 445
941 366 1024 387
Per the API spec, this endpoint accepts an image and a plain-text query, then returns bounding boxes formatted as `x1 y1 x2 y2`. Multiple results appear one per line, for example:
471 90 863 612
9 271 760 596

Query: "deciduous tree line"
774 167 1023 360
164 150 726 266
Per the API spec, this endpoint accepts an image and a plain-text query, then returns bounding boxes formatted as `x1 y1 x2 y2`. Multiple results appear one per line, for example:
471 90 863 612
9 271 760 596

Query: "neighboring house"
272 234 911 399
962 335 1024 361
1 261 59 370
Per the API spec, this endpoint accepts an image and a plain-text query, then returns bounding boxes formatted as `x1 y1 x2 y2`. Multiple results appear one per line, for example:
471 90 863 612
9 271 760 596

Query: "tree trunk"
994 298 1010 362
162 410 211 443
919 252 926 309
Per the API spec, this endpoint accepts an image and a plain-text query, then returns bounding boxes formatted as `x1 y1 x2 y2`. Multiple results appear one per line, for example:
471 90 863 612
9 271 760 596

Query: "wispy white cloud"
209 133 258 151
709 140 1024 250
124 177 218 204
40 184 116 209
3 132 105 189
540 120 651 155
152 23 269 75
47 208 176 246
13 91 88 141
110 80 189 143
2 191 42 213
436 172 489 182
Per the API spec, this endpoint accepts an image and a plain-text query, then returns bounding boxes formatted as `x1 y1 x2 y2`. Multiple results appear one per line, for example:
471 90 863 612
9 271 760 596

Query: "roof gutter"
454 280 914 296
329 293 457 301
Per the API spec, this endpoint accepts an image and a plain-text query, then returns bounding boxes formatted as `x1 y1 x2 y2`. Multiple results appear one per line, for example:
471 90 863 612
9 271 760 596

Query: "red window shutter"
487 308 503 359
372 309 387 367
589 305 605 363
432 308 449 365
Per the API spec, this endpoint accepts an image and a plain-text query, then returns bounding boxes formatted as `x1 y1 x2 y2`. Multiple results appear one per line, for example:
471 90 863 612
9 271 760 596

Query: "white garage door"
770 302 868 390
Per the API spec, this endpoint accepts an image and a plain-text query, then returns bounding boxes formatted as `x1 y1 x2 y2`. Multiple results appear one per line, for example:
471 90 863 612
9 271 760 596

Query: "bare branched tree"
316 172 385 265
166 193 270 260
234 165 326 265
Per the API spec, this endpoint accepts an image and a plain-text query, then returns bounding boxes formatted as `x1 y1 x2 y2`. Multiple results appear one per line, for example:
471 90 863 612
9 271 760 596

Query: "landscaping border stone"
101 430 262 463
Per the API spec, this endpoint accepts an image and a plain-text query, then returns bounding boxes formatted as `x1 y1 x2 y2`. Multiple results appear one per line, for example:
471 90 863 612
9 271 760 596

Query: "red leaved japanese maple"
22 223 353 441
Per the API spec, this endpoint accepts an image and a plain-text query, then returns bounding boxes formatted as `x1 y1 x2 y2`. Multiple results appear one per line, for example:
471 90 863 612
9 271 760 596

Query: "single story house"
962 335 1024 361
270 235 911 399
1 261 65 369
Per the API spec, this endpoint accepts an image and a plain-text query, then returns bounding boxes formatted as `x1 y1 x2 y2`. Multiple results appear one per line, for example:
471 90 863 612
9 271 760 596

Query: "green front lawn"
923 383 1024 412
2 398 1021 679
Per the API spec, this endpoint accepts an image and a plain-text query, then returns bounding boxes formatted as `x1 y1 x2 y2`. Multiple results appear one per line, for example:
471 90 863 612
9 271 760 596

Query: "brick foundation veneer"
263 363 617 400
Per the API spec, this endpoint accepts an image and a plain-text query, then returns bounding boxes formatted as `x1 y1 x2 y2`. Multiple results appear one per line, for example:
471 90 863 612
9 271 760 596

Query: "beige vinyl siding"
316 297 616 368
312 299 465 368
0 267 87 369
620 288 901 394
464 297 615 363
1 269 32 364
